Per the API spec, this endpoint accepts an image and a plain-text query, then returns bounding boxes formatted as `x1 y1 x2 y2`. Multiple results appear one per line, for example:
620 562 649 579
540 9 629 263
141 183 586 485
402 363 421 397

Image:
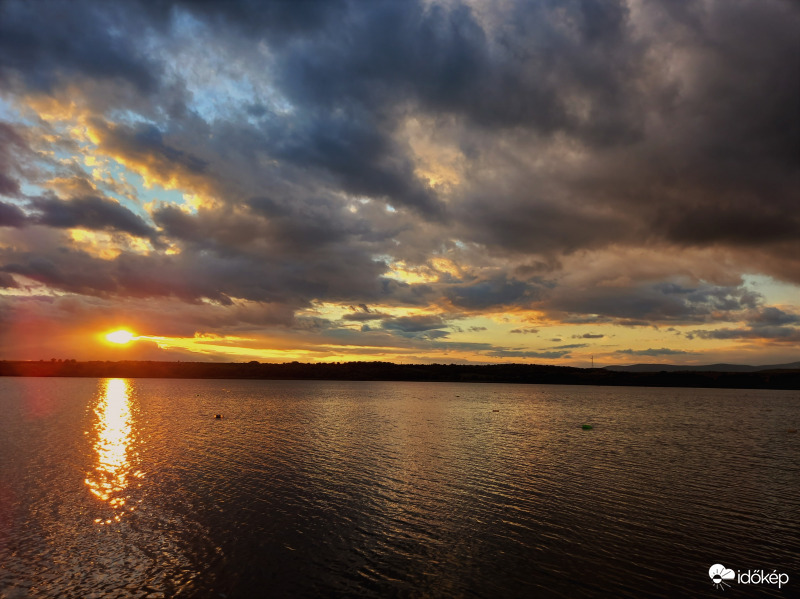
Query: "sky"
0 0 798 367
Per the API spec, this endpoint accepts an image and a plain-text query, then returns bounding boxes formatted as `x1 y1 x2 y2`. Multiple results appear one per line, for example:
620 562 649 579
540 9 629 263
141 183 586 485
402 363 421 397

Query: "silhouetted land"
1 360 799 390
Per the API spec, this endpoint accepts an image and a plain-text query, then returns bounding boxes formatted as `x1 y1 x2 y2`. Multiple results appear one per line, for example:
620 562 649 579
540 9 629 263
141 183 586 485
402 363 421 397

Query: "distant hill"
605 361 800 373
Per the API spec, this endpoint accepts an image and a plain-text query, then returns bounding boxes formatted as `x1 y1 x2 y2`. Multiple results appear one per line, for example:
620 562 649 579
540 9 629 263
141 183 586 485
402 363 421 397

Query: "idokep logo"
709 564 735 590
709 563 790 591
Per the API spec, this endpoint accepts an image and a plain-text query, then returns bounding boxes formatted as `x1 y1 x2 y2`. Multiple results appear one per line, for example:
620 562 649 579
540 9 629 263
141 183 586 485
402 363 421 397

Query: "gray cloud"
691 326 800 343
0 122 28 197
265 111 443 217
28 195 154 238
549 281 762 324
617 348 692 356
0 0 159 94
381 315 448 334
0 0 797 358
0 201 26 227
445 275 542 310
97 121 208 178
486 350 571 359
688 307 800 343
748 307 800 327
342 307 389 322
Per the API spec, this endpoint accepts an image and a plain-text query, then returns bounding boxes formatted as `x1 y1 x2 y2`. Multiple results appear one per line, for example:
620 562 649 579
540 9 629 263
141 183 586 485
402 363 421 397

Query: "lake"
0 378 797 598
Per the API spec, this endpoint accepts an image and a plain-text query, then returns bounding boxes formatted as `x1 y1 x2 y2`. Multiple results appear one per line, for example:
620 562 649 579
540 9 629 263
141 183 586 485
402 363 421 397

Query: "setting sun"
105 330 135 345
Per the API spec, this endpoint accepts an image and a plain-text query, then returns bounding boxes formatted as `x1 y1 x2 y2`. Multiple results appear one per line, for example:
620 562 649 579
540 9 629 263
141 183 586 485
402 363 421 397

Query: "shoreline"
2 360 799 390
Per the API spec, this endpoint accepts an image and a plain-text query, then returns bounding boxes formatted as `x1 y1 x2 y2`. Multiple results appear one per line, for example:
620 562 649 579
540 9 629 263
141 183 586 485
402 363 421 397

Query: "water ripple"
0 379 797 597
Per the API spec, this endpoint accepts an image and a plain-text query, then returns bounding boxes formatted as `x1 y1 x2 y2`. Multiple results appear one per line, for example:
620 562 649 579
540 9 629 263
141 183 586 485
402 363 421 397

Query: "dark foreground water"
0 378 797 598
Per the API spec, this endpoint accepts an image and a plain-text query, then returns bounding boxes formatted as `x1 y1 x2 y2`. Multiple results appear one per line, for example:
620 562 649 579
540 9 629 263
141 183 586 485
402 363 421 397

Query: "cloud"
548 280 762 324
381 315 448 334
0 201 26 227
486 350 571 359
27 195 154 238
688 307 800 344
0 0 798 363
510 328 538 334
747 307 800 327
0 272 17 288
691 326 800 344
0 0 159 95
93 121 209 189
342 311 389 322
265 110 444 217
550 343 588 350
617 348 692 356
444 275 542 310
0 122 29 197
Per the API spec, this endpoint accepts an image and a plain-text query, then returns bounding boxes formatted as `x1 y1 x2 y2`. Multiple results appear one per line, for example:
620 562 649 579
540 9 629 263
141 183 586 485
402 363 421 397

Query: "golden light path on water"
85 378 143 524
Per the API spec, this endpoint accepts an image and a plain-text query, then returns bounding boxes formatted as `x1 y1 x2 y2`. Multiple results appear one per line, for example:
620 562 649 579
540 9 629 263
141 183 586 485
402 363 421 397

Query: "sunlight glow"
85 379 143 523
106 330 135 344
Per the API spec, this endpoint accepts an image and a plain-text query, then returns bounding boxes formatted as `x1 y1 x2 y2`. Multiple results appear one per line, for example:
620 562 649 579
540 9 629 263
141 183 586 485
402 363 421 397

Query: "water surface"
0 378 797 597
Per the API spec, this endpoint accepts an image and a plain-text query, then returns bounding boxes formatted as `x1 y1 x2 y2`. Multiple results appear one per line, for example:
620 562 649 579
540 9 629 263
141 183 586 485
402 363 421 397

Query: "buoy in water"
215 414 222 419
582 424 593 430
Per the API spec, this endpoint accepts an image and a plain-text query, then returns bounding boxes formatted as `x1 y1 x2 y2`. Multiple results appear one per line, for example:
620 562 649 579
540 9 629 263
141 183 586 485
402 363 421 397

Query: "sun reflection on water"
85 378 142 523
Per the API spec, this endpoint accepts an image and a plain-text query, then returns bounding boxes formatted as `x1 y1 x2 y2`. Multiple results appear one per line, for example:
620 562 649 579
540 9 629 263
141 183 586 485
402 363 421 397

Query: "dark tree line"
1 360 798 390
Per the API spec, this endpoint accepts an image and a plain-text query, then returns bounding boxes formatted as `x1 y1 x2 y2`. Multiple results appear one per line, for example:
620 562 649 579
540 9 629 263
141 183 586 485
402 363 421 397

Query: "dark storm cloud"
0 0 797 349
27 195 154 238
613 0 799 252
246 196 380 250
277 0 642 140
442 1 796 266
4 0 799 253
0 0 158 93
148 199 402 309
264 0 649 217
0 225 392 308
656 205 800 247
549 281 761 324
0 172 17 197
0 201 26 227
444 275 542 310
456 196 635 256
169 0 348 41
265 111 443 217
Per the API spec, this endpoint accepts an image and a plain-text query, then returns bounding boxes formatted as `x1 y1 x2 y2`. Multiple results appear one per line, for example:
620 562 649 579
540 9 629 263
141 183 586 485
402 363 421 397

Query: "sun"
105 330 135 344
